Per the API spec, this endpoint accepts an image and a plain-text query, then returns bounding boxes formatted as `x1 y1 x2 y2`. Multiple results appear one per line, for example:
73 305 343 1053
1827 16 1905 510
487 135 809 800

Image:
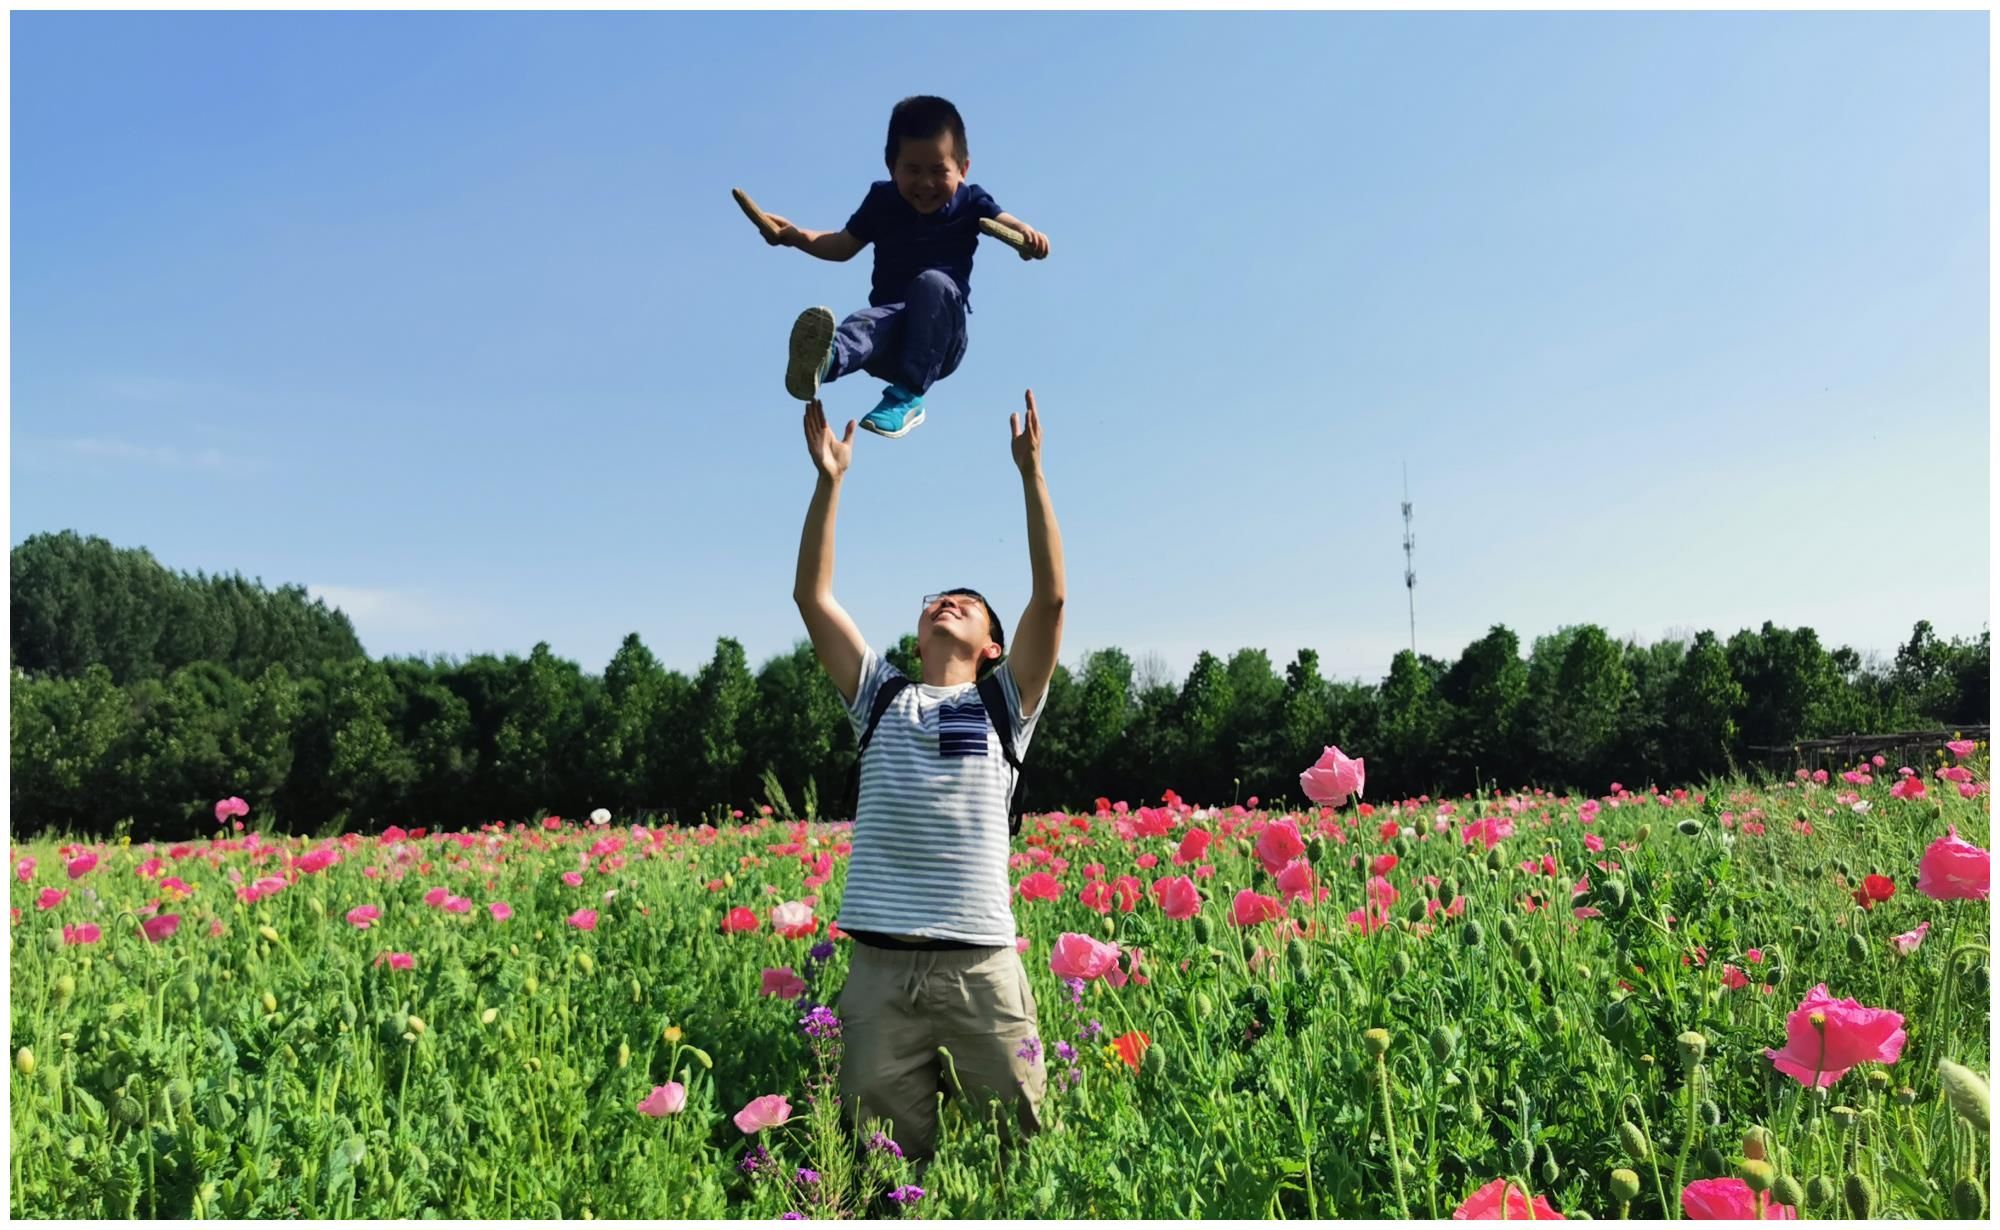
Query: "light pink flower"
1889 921 1930 955
1048 932 1121 980
638 1082 687 1116
346 904 382 929
1917 826 1990 900
214 796 249 822
733 1093 792 1134
294 848 338 874
1765 984 1905 1087
63 922 102 946
1947 739 1978 760
489 902 513 921
16 857 36 882
770 900 816 939
567 908 598 931
424 886 451 907
375 952 415 970
1299 745 1366 807
562 871 584 887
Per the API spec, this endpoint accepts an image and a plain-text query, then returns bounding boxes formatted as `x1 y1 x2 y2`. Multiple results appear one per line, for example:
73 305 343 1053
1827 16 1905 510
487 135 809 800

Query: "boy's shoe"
859 386 925 439
786 307 837 402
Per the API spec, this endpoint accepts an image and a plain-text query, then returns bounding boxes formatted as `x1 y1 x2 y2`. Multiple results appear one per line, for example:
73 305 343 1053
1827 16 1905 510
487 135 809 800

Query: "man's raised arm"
793 400 869 705
1004 390 1065 717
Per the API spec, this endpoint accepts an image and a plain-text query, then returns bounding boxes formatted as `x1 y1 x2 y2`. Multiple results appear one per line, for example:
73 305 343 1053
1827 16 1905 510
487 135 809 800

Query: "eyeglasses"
921 592 983 613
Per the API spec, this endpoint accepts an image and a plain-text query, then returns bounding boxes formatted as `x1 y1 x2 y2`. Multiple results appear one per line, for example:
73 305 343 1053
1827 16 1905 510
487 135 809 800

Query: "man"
792 388 1066 1164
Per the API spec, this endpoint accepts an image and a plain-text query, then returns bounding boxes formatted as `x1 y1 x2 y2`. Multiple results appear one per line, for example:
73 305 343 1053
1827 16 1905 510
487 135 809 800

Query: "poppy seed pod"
1608 1168 1641 1202
1677 1030 1708 1069
1951 1177 1987 1218
1429 1025 1457 1064
1773 1175 1805 1211
1699 1145 1726 1177
1844 1173 1875 1219
1742 1126 1771 1160
1829 1105 1859 1130
1362 1028 1391 1056
1895 1085 1917 1106
1939 1060 1990 1132
1618 1121 1650 1161
1676 819 1701 836
1738 1159 1776 1194
1804 1175 1837 1210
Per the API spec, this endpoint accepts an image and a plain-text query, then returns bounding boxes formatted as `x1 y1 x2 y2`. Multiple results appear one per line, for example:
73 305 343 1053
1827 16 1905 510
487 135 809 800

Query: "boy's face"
892 131 967 215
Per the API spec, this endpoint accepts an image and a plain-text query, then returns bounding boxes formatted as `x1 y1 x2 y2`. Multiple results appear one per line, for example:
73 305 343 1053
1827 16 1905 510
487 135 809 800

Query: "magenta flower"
443 895 473 914
293 848 338 874
375 952 415 971
760 967 808 999
488 902 513 921
423 887 450 907
568 908 598 931
346 904 382 929
140 914 181 943
1682 1178 1796 1220
1765 984 1905 1088
65 852 98 880
638 1082 687 1117
36 887 67 911
1917 826 1990 901
1452 1178 1566 1220
16 857 37 882
1298 744 1366 807
1947 738 1978 760
63 922 102 946
562 871 584 887
1253 819 1305 875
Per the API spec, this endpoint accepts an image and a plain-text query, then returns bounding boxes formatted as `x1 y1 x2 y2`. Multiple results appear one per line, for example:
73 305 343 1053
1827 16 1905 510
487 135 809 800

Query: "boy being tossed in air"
757 95 1049 440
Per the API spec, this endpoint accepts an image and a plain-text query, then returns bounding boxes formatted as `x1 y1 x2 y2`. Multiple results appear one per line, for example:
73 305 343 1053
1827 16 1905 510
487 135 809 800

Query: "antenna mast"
1401 462 1416 656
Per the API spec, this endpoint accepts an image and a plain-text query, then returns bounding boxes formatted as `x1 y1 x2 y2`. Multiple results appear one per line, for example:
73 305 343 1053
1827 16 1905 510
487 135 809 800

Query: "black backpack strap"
975 673 1027 835
843 674 910 820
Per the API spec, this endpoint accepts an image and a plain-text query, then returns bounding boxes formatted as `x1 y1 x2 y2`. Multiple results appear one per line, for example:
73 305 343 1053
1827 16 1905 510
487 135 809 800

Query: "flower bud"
1618 1121 1650 1161
1635 824 1652 842
1287 939 1309 974
1390 949 1413 978
1429 1025 1458 1065
1772 1175 1805 1211
664 1024 683 1043
1940 1060 1990 1131
1698 1098 1721 1127
575 952 595 975
1194 992 1213 1018
1100 915 1116 938
1142 1042 1166 1079
258 925 281 944
15 1047 34 1076
617 1042 630 1069
54 974 75 1003
1741 1126 1771 1160
261 991 278 1015
1537 1144 1559 1186
1497 917 1519 946
1461 921 1485 948
1737 1159 1775 1194
1676 819 1701 836
1507 1139 1533 1176
1699 1145 1726 1177
1845 933 1868 964
481 1007 499 1025
687 1046 714 1070
523 975 539 996
1191 915 1213 945
1608 1168 1641 1202
1951 1177 1987 1219
1804 1175 1836 1210
1843 1173 1874 1219
406 1014 426 1036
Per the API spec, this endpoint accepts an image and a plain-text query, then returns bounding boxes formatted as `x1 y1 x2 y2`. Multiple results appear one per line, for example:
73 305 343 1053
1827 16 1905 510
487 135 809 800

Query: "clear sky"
11 11 1989 685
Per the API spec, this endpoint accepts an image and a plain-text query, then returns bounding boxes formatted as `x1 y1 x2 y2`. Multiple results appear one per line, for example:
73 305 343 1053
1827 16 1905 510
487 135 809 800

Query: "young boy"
754 95 1049 440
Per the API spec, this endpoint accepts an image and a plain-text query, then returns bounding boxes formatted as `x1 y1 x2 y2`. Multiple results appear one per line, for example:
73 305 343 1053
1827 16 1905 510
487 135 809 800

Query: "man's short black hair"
942 586 1005 676
885 96 968 170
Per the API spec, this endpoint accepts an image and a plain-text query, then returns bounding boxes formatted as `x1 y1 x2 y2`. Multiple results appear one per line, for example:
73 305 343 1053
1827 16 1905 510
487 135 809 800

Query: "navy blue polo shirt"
844 181 1004 310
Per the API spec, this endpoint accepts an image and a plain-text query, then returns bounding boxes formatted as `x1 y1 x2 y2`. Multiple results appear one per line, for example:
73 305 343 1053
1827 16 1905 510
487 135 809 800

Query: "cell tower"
1401 462 1416 656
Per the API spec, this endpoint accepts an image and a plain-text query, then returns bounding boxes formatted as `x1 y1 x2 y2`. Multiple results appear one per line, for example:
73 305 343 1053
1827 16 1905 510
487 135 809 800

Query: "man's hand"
805 399 856 481
1009 389 1043 477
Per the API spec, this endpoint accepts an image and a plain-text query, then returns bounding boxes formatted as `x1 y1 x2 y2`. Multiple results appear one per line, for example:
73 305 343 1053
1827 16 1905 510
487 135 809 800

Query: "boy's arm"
794 401 869 704
763 213 866 262
992 212 1050 260
1004 390 1065 716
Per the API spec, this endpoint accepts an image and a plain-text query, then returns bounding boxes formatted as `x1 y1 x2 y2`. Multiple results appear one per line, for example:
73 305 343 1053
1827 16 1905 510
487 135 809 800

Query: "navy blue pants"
826 269 969 396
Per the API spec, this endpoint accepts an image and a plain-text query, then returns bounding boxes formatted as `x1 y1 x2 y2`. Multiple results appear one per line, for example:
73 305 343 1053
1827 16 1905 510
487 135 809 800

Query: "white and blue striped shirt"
835 647 1040 946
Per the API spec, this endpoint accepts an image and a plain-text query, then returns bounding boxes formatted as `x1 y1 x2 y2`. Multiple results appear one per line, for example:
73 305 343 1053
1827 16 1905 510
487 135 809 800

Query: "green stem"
1376 1053 1410 1219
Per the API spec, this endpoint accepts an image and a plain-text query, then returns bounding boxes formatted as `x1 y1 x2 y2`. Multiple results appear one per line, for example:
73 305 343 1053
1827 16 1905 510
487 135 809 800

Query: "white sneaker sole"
859 405 925 439
786 307 836 402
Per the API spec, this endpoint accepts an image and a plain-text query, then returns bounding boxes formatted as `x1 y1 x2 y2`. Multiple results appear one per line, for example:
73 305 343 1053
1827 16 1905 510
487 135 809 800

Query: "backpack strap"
976 673 1027 835
843 674 910 820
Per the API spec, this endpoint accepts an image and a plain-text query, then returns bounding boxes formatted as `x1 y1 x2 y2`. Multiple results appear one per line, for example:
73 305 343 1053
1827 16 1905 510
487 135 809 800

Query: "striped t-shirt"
835 647 1040 946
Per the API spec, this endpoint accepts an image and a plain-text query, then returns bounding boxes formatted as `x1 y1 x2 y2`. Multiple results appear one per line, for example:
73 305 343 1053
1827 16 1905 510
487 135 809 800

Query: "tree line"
9 531 1989 839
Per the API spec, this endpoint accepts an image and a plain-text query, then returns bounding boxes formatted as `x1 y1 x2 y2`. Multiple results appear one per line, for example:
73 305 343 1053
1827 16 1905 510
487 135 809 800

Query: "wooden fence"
1747 726 1989 775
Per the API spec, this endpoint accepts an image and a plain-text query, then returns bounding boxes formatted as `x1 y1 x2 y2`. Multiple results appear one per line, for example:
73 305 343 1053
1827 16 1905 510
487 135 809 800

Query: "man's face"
917 591 997 666
892 132 966 215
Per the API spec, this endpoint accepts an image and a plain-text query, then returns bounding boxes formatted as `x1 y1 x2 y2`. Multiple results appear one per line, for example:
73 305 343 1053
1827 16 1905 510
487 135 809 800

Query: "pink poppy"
1254 819 1306 875
1682 1178 1797 1220
1889 775 1926 801
1347 903 1393 935
733 1093 793 1134
424 886 451 907
141 914 180 943
214 796 249 822
760 967 807 999
567 908 598 931
638 1082 687 1117
36 888 67 911
1173 828 1213 865
1720 965 1749 990
1917 827 1990 900
1275 859 1320 903
1136 852 1159 870
16 857 37 882
1426 895 1467 920
1366 874 1399 908
1299 744 1366 807
489 902 513 921
1371 853 1399 876
770 900 816 938
1105 946 1148 989
65 853 98 880
1583 833 1605 853
1947 738 1978 760
1154 874 1203 921
1452 1178 1565 1220
562 871 584 887
1765 984 1905 1087
1889 921 1930 955
1017 871 1064 901
62 922 101 946
1048 932 1121 981
346 904 382 929
375 952 415 970
1230 888 1284 927
294 848 338 874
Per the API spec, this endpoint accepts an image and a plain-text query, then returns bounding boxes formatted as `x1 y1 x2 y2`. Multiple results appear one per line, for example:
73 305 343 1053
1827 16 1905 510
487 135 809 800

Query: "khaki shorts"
836 942 1045 1162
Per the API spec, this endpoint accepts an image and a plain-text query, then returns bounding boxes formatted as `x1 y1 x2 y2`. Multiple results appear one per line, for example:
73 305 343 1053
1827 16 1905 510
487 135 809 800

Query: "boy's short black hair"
885 96 968 170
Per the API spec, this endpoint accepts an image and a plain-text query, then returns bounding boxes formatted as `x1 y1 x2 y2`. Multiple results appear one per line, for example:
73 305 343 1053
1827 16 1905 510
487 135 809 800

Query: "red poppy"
1853 874 1895 909
1110 1030 1151 1070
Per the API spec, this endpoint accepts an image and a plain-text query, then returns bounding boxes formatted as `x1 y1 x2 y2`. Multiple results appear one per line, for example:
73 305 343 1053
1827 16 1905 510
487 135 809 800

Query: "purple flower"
1015 1037 1042 1064
780 1214 806 1221
1064 976 1085 1006
867 1131 905 1159
809 940 836 962
1081 1019 1103 1041
738 1144 771 1176
800 1005 842 1039
888 1185 925 1206
796 1167 821 1185
1054 1041 1078 1064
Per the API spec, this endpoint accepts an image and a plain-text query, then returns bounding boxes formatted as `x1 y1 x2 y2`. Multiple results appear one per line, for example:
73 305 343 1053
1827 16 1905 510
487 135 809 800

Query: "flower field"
7 752 1993 1219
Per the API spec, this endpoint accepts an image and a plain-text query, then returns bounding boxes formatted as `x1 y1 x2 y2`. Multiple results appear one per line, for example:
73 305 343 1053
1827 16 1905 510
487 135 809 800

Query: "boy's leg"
931 948 1046 1150
892 270 970 396
830 305 905 385
836 946 943 1163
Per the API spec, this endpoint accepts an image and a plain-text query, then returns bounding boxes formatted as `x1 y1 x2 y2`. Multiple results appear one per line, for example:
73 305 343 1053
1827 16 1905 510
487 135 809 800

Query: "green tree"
1665 631 1745 782
1440 625 1529 788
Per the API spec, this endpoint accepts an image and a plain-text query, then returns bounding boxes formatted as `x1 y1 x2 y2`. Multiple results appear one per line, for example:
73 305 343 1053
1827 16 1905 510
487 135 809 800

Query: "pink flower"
1765 984 1905 1088
1720 965 1750 990
1173 828 1213 865
1136 852 1159 870
16 857 36 882
141 913 181 943
1453 1178 1566 1220
1584 833 1605 853
760 967 807 999
1230 888 1284 927
424 886 451 907
36 888 67 911
722 906 761 933
62 922 101 946
65 852 98 880
214 796 249 822
1275 859 1320 903
568 908 598 931
1299 745 1366 807
1872 754 1886 767
1154 874 1203 920
733 1093 793 1134
489 902 513 921
1890 921 1930 955
346 904 382 929
1917 826 1990 900
1048 932 1121 981
1947 739 1978 760
770 900 817 939
1682 1178 1797 1220
1890 775 1926 801
442 895 472 913
294 848 338 874
1017 871 1064 901
375 952 415 970
638 1082 687 1117
1254 819 1305 875
1015 936 1030 954
562 871 584 887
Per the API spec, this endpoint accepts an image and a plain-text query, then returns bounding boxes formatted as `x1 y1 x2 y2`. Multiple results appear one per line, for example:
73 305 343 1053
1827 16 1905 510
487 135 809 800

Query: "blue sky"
11 11 1989 685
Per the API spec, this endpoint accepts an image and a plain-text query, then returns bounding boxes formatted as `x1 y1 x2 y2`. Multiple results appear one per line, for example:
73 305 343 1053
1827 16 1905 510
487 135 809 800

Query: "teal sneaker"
860 386 925 439
785 307 836 402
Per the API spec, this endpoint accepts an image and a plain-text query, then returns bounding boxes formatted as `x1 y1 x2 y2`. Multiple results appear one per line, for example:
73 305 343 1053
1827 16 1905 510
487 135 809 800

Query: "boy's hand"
1014 225 1050 260
1009 389 1044 476
763 213 804 248
805 399 855 481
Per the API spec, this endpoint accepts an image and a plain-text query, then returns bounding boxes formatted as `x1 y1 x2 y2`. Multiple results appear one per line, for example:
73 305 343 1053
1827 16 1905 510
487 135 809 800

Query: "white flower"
590 808 612 825
1851 801 1871 814
1399 826 1415 839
